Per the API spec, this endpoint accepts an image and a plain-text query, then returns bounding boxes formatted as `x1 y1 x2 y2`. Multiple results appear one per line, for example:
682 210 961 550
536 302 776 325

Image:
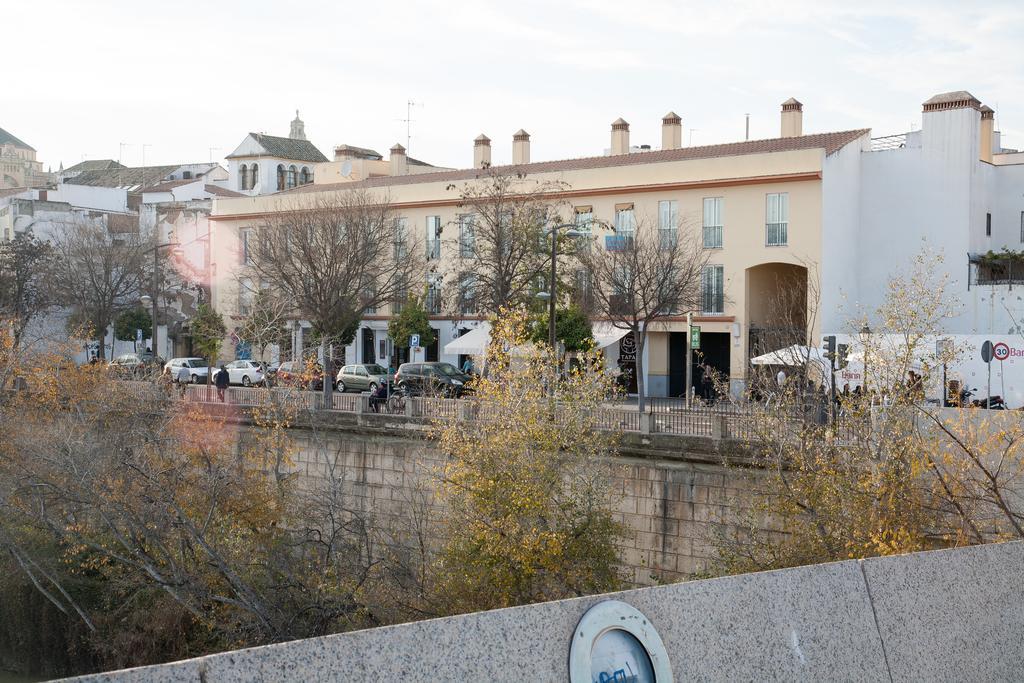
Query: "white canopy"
592 323 630 349
443 323 491 356
750 344 829 368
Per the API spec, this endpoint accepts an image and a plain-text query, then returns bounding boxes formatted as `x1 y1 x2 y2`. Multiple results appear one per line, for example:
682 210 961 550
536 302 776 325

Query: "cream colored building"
0 126 48 188
209 99 869 397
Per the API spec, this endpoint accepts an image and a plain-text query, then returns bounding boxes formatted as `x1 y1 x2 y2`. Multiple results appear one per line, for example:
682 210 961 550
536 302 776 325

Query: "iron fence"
118 381 802 439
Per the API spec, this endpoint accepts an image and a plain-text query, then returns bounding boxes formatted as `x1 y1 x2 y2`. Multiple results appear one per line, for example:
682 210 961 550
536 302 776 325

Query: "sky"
5 0 1024 171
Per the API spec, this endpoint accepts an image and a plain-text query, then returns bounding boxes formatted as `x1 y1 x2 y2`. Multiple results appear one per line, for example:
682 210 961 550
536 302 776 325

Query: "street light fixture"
536 223 589 380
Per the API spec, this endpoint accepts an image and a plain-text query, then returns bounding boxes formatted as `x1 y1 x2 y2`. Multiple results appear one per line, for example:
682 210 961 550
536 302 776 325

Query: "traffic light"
837 343 849 369
822 335 836 364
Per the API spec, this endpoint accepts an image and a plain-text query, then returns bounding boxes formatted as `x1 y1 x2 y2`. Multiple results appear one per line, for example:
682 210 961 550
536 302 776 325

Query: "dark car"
276 360 334 391
394 362 472 397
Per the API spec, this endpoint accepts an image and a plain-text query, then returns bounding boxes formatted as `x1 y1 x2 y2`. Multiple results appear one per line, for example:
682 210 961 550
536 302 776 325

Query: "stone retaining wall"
258 420 764 585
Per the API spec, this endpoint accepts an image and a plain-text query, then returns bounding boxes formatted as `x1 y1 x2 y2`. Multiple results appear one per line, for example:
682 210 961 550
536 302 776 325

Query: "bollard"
712 415 725 441
641 412 655 434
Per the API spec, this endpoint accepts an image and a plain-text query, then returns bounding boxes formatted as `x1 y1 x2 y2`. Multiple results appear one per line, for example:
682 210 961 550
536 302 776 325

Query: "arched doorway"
745 262 809 359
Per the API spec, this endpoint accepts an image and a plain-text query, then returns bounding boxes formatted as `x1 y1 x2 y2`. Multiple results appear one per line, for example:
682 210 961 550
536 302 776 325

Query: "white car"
219 360 266 387
164 357 215 384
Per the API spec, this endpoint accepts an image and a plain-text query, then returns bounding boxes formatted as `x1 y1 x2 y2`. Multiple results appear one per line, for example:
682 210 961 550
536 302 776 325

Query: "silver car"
335 363 393 392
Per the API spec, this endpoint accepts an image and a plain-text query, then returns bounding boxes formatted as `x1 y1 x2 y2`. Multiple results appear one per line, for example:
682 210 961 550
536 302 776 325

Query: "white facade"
819 91 1024 404
225 131 324 196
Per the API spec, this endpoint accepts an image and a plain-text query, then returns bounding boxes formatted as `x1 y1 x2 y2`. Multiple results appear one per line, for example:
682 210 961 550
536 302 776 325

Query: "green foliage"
0 230 53 342
190 304 226 365
113 307 152 343
433 309 624 612
528 304 593 351
387 294 435 348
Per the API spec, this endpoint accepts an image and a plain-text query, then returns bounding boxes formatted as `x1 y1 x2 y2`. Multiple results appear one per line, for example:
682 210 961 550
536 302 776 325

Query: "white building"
226 112 329 195
3 164 240 362
819 91 1024 402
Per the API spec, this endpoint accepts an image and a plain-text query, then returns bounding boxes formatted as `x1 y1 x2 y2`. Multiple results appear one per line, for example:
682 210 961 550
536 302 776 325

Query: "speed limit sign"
993 342 1010 361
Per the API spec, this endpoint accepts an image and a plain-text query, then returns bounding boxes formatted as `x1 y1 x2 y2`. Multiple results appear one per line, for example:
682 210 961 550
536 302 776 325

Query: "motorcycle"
960 387 1007 409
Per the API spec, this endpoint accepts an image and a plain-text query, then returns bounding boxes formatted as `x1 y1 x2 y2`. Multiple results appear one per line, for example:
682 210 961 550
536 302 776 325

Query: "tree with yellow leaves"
711 248 1024 574
431 309 624 613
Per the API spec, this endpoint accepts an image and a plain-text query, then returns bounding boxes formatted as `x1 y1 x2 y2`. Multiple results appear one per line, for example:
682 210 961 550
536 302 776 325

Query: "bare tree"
49 219 147 360
237 287 292 361
446 169 569 316
251 191 423 404
0 230 53 351
579 219 709 411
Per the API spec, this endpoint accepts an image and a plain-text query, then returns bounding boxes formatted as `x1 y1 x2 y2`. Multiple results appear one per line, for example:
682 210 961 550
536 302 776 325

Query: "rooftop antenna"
688 128 699 146
208 147 221 164
141 143 151 191
118 142 135 189
397 99 422 151
745 114 750 141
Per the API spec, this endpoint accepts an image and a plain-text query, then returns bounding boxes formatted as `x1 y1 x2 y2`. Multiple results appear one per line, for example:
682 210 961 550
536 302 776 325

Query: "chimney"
980 105 995 163
611 118 630 155
474 134 491 168
512 129 530 165
780 98 803 137
661 111 682 150
389 143 408 176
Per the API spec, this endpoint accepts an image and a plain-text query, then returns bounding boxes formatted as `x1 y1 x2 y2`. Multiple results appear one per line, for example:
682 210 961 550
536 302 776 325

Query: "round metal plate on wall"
569 600 672 683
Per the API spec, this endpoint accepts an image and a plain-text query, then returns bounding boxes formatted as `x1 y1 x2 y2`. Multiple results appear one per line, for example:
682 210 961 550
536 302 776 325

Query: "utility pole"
685 311 693 408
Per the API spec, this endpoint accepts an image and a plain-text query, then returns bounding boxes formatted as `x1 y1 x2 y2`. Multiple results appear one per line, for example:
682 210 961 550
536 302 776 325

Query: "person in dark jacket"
370 380 389 413
215 365 230 402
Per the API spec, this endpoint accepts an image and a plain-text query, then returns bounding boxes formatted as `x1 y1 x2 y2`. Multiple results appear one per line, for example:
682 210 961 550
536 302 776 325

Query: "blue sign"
410 334 420 348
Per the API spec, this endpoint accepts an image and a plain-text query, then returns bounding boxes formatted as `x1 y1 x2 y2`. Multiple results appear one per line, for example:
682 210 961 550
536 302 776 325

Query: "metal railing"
117 381 823 441
870 133 908 151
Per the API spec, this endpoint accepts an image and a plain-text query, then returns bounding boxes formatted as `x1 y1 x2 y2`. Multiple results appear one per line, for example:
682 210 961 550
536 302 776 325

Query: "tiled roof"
0 126 34 151
144 178 196 193
289 129 869 195
66 165 180 188
63 159 125 173
204 184 245 197
334 144 383 160
228 133 328 163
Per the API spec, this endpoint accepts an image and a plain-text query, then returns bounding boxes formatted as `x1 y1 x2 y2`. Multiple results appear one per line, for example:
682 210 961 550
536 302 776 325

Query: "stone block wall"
264 424 766 586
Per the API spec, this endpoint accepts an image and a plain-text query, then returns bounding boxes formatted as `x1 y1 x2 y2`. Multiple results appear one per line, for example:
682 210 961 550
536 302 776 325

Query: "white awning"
750 344 829 368
443 323 491 356
592 323 630 349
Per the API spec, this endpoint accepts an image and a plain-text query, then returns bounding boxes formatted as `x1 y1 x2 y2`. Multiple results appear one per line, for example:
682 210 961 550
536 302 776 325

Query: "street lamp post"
141 241 183 361
536 223 587 381
859 324 872 396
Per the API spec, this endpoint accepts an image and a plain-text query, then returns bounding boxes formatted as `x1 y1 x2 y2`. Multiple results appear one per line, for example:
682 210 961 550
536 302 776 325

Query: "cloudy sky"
6 0 1023 171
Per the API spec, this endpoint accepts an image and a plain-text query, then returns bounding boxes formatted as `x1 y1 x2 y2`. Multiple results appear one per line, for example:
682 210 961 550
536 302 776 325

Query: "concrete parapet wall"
65 541 1024 682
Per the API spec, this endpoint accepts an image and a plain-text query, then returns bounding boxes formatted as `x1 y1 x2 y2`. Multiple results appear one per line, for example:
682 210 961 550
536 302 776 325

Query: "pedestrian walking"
176 364 190 399
215 365 230 402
